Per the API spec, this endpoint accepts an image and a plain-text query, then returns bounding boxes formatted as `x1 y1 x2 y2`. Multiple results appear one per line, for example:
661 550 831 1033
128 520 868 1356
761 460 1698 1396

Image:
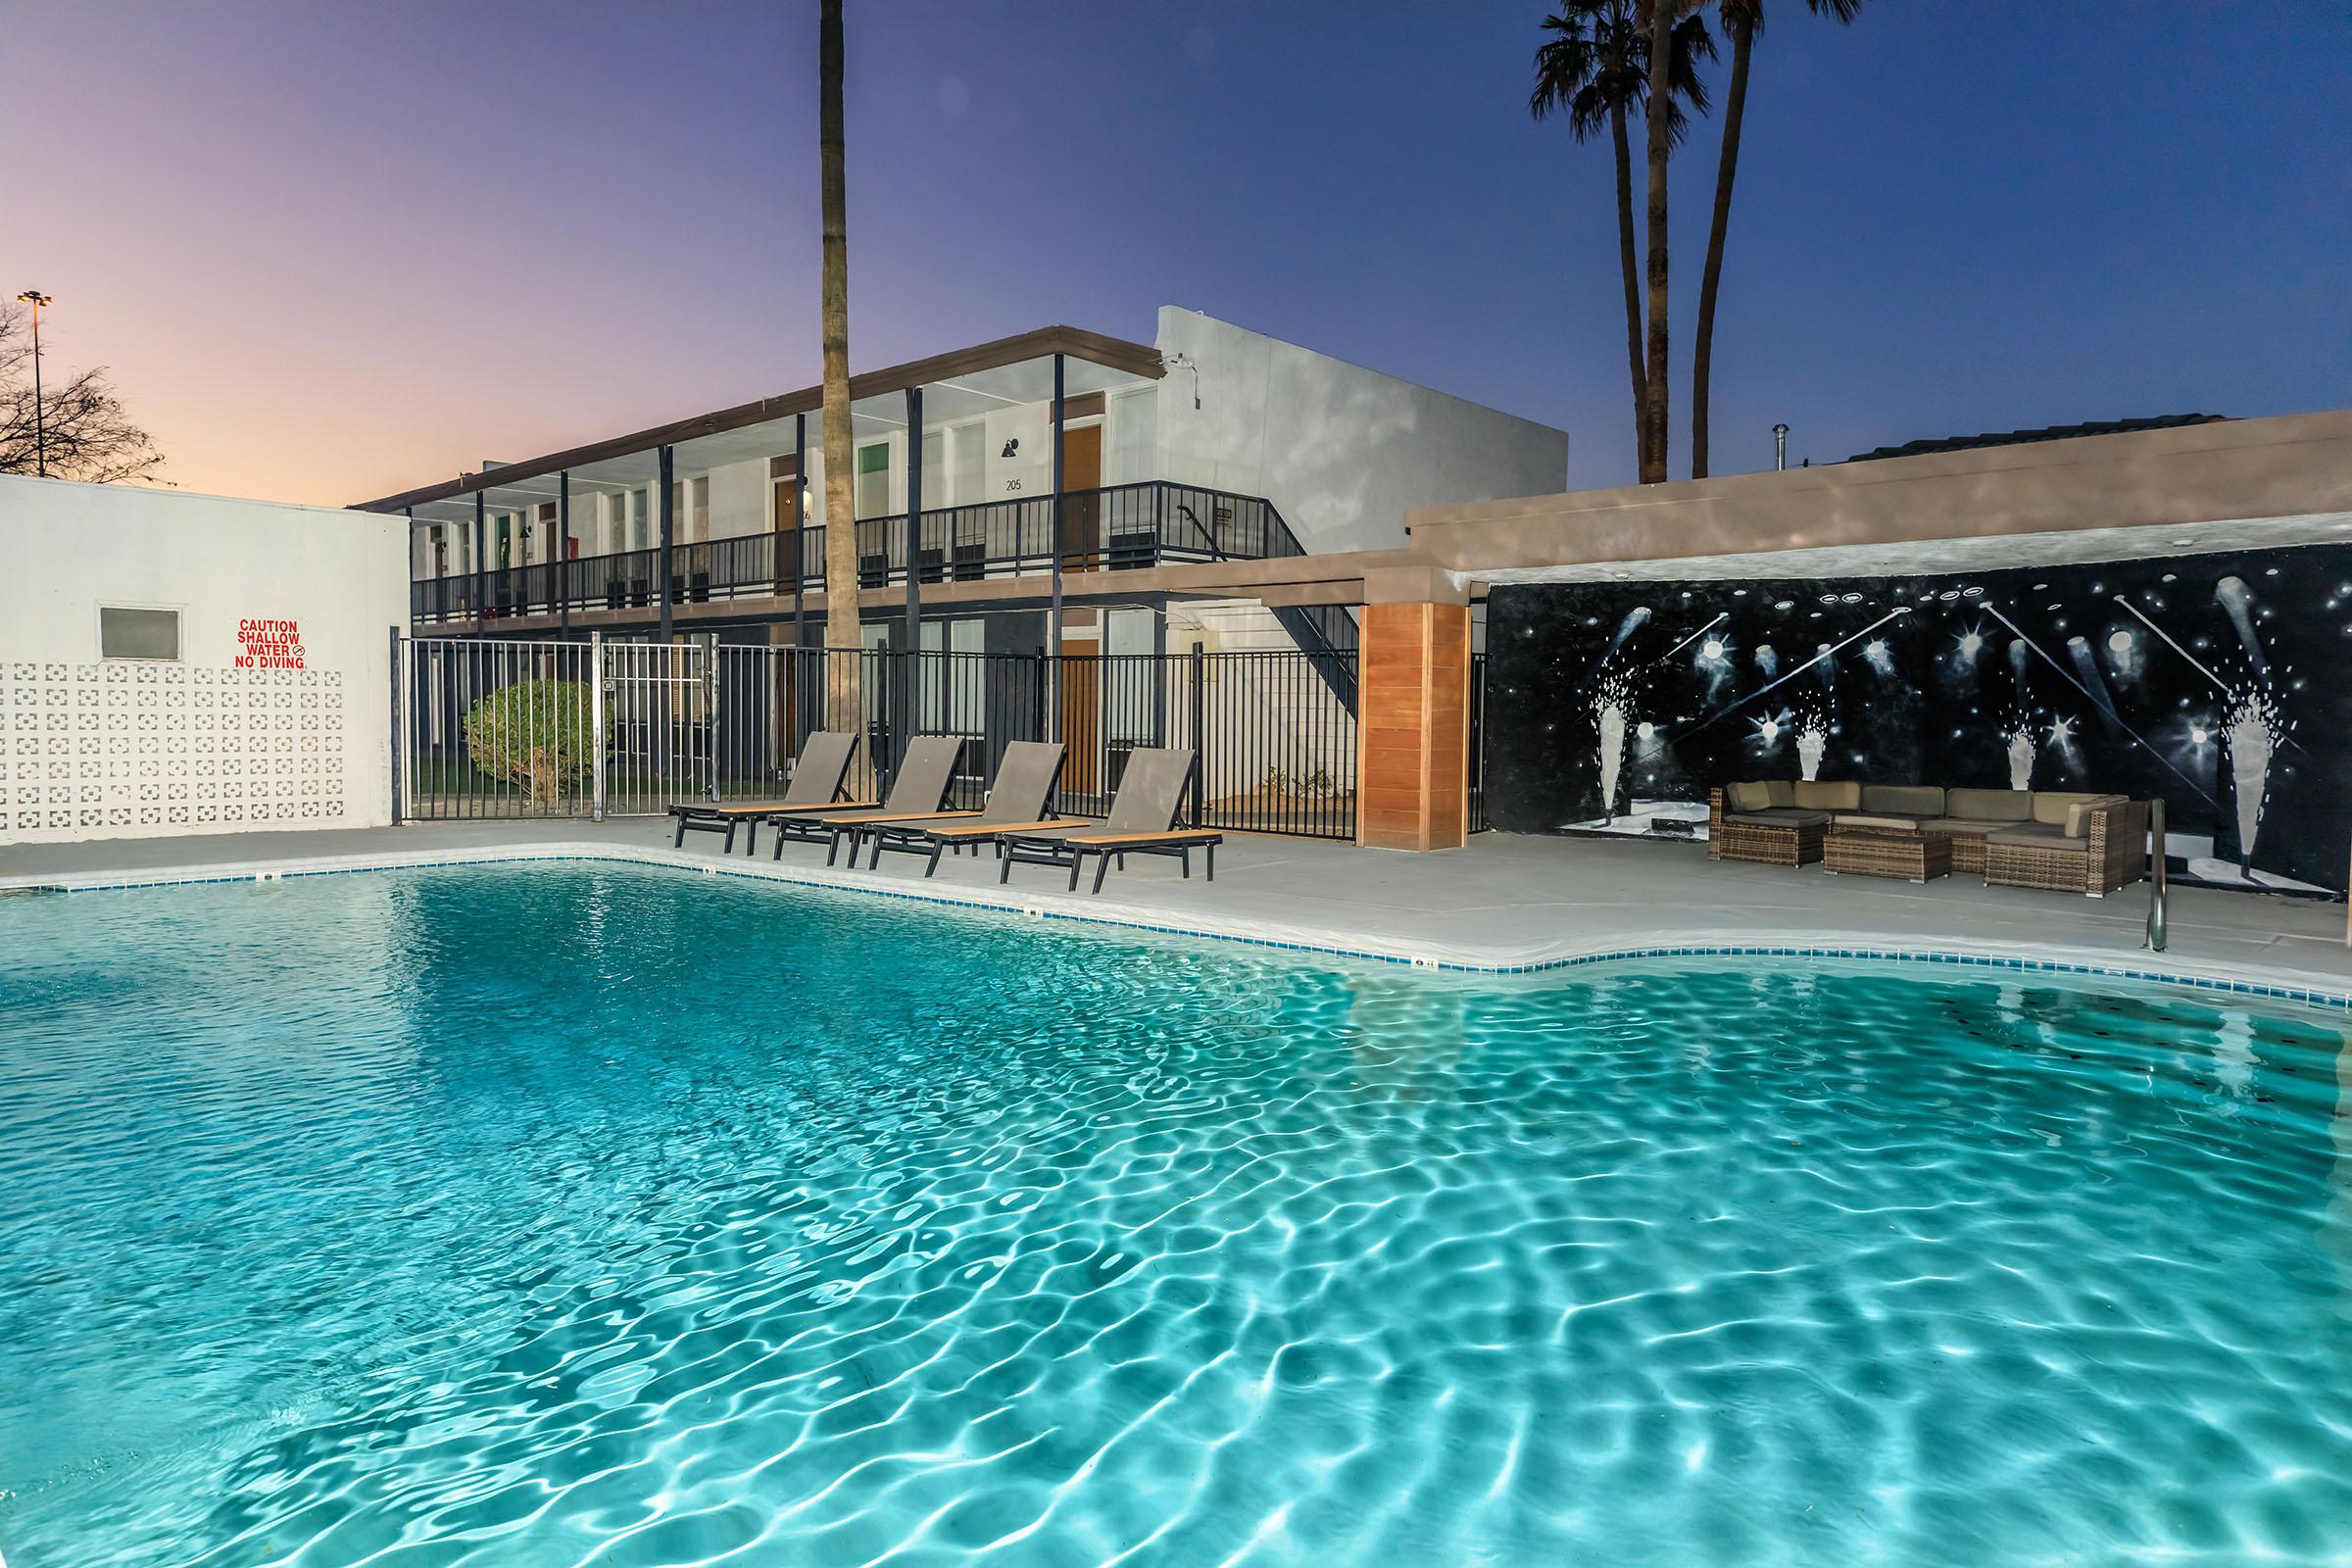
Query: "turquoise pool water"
2 864 2350 1566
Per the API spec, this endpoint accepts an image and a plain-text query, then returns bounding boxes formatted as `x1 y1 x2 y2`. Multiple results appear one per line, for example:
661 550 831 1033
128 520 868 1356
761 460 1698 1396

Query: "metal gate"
395 634 1361 839
604 639 716 813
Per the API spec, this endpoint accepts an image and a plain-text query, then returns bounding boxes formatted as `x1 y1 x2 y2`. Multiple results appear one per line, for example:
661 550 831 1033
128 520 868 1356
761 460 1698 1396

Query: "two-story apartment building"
360 310 1568 668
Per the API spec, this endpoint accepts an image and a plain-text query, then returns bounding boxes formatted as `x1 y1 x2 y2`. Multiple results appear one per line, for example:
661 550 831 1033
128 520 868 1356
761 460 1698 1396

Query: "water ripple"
0 864 2349 1565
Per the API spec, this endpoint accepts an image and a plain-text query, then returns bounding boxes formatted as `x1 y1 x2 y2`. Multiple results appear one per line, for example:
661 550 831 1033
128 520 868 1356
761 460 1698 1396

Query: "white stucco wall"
403 310 1566 573
1151 308 1569 554
2 475 408 847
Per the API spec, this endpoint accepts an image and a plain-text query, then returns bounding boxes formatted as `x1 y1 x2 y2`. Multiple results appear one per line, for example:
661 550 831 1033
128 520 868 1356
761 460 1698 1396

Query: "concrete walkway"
7 816 2347 999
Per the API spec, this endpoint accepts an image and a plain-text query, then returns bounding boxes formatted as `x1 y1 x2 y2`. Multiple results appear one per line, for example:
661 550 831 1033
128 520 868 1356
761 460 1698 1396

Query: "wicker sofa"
1707 780 2150 896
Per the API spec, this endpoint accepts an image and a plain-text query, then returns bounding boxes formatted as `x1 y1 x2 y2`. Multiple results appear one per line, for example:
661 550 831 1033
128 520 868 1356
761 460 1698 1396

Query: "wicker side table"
1824 826 1950 883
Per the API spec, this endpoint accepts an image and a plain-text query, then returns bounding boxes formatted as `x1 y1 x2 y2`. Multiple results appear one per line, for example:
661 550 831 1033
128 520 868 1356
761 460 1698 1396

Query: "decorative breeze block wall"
2 661 345 841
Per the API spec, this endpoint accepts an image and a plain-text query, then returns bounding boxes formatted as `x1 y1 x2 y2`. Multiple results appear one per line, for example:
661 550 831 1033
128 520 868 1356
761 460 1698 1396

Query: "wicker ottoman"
1713 814 1827 867
1824 826 1950 883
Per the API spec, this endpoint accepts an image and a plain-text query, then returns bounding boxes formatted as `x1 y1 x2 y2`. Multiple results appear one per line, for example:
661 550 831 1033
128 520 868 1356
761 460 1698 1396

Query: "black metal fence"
396 636 1362 839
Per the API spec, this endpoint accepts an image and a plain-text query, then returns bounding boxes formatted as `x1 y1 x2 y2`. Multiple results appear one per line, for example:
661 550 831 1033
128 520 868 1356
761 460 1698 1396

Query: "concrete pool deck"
6 817 2349 1001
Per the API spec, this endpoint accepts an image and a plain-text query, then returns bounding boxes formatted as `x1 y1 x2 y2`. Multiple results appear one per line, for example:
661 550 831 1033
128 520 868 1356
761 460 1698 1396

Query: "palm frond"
1532 0 1707 142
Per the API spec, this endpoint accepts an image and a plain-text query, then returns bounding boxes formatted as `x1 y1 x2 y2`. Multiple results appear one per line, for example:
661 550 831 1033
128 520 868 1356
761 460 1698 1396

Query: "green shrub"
462 679 605 806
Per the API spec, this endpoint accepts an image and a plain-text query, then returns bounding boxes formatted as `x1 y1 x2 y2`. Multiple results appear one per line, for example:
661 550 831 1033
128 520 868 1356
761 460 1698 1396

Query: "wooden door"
1059 425 1102 568
1060 654 1100 801
771 454 802 593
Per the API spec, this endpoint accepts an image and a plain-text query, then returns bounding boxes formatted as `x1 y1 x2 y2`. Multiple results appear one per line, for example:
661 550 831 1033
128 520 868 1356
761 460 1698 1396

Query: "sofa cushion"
1861 784 1944 817
1724 808 1830 828
1762 780 1795 808
2064 794 2128 838
1928 816 2013 838
1727 781 1771 812
1945 787 2033 822
1834 812 1921 831
2031 790 2106 827
1792 779 1861 810
1988 823 2087 853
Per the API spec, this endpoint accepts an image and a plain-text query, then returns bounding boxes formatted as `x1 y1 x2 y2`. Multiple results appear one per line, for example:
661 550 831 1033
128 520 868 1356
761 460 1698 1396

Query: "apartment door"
771 454 802 592
1059 650 1101 804
1058 425 1102 568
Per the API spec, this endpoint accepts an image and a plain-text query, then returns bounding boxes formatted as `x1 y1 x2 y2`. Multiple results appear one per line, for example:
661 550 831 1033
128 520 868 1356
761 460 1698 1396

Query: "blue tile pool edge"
13 843 2352 1011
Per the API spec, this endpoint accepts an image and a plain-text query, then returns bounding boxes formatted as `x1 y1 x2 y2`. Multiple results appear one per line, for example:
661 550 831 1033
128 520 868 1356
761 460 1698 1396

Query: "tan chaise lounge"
1712 780 2149 896
669 730 859 855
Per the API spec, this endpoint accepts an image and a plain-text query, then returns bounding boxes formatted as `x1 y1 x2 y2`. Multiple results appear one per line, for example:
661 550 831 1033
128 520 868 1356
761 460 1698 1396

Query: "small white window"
1105 606 1155 659
856 441 893 519
920 431 946 512
1109 387 1156 485
952 422 986 505
100 606 180 662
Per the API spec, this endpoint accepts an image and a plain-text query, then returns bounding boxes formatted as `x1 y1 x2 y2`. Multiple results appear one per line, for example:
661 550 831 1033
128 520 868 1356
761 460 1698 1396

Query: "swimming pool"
2 863 2349 1566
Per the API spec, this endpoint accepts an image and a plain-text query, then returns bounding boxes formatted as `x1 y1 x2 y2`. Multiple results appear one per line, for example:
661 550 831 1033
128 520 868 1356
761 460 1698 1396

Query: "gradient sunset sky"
5 1 2346 505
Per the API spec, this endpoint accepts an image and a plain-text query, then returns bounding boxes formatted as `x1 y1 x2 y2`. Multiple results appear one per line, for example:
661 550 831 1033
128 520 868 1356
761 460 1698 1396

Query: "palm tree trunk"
1640 0 1674 483
1609 102 1650 477
817 0 860 736
1690 19 1752 481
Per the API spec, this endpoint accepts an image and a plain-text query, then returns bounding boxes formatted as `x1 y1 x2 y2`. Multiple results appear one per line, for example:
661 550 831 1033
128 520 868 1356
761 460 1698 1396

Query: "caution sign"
236 618 306 671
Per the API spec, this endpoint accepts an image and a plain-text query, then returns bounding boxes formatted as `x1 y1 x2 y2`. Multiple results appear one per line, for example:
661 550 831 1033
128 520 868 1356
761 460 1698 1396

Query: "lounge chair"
668 731 858 855
836 739 1073 874
767 734 965 859
998 747 1220 893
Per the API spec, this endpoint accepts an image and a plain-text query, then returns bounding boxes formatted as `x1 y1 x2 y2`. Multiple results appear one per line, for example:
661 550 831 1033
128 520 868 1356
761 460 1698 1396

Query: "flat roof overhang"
1405 408 2352 587
358 324 1161 515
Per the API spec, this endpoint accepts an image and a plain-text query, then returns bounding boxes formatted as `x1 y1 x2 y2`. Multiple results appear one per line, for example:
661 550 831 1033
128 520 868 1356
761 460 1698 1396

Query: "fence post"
1189 643 1206 829
387 625 405 826
1034 647 1050 744
589 629 608 824
705 645 720 803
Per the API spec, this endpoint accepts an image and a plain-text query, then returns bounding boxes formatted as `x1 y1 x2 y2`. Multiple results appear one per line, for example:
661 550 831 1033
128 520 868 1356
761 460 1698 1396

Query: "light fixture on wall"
1166 351 1201 410
1001 438 1019 459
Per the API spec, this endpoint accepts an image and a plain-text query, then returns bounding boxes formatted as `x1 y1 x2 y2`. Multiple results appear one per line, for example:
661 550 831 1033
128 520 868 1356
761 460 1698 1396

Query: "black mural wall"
1485 544 2352 893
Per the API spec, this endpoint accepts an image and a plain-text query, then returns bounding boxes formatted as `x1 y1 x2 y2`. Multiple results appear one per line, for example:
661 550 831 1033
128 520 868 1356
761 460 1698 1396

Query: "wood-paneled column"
1357 571 1472 852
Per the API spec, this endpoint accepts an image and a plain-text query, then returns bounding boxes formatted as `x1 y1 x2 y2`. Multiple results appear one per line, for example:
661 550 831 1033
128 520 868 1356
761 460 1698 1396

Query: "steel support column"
471 490 486 628
904 385 922 652
792 413 808 649
657 444 675 646
1049 353 1064 660
557 470 571 634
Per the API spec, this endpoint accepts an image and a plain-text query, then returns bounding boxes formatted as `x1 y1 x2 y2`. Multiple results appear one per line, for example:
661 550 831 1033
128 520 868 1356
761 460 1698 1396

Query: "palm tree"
1689 0 1860 479
1640 0 1716 485
1532 3 1711 481
817 0 860 730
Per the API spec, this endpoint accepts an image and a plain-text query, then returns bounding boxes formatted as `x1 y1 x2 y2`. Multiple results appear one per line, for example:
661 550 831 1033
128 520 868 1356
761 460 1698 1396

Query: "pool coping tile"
7 840 2349 1011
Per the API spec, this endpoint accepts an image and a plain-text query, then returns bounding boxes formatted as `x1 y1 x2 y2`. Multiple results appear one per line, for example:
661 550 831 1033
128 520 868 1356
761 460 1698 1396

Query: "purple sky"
5 1 2346 505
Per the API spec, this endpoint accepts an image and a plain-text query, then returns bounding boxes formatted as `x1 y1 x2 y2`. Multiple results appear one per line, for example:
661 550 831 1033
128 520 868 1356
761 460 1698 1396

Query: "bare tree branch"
0 303 164 483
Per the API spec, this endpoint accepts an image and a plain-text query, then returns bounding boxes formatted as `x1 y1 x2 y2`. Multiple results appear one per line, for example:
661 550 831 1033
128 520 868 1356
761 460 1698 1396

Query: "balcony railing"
412 481 1307 625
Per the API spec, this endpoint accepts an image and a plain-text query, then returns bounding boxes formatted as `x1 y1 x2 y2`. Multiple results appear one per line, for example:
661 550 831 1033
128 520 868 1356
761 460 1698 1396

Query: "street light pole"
15 290 53 477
